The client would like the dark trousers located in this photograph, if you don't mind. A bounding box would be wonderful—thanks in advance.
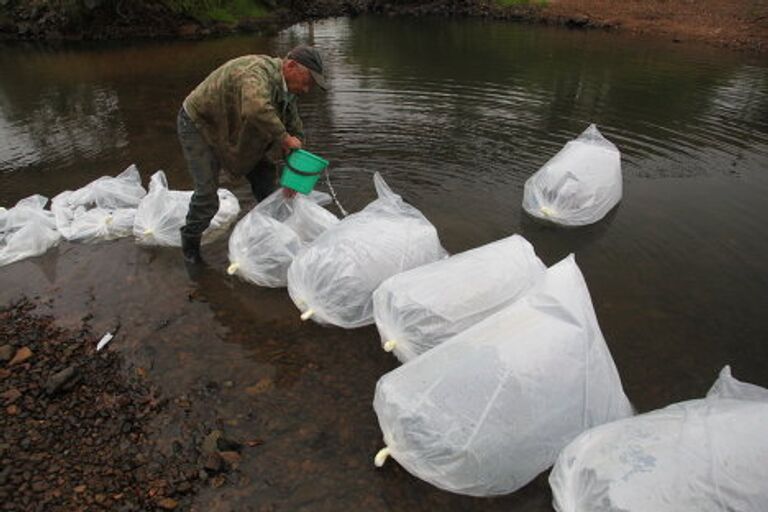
[178,107,277,239]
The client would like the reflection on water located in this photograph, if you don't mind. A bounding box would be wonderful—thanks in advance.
[0,85,127,170]
[1,15,768,511]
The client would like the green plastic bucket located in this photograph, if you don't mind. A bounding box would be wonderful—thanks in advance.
[280,149,329,194]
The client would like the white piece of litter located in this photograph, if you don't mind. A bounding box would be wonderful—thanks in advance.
[96,332,114,352]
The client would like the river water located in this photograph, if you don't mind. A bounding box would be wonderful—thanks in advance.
[1,15,768,511]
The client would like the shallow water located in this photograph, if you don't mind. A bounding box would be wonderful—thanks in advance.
[1,15,768,510]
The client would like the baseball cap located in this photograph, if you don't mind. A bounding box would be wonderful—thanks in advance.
[286,45,328,90]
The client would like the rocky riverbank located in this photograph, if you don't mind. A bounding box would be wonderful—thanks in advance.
[0,0,765,53]
[0,299,251,511]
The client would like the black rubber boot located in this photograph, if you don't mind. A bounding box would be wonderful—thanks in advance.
[181,234,203,265]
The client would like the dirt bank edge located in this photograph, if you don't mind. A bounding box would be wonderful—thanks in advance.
[0,1,765,54]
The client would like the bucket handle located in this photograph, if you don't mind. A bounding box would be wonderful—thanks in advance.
[284,150,325,177]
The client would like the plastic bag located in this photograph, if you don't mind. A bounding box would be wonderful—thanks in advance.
[373,255,632,496]
[373,234,546,363]
[550,366,768,512]
[523,124,622,226]
[133,170,240,247]
[227,189,338,287]
[52,164,147,243]
[0,195,61,267]
[287,172,447,328]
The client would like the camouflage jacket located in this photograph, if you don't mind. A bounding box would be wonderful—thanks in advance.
[183,55,304,176]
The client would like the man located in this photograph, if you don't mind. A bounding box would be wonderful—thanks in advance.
[177,45,327,264]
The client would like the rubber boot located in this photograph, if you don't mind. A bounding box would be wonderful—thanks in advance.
[181,233,203,265]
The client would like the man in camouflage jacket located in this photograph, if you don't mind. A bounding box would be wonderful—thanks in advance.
[177,45,327,264]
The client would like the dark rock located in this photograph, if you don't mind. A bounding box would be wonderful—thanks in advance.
[1,388,21,404]
[44,366,77,395]
[202,453,223,473]
[216,436,242,453]
[219,451,240,468]
[31,481,48,493]
[0,344,13,361]
[566,15,590,28]
[210,474,227,488]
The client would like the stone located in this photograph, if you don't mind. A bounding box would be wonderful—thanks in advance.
[216,436,243,453]
[1,388,21,404]
[0,345,13,361]
[74,485,87,493]
[157,498,178,510]
[9,347,32,366]
[219,451,240,468]
[201,430,221,455]
[177,24,200,39]
[45,366,77,395]
[6,405,19,415]
[202,453,223,473]
[245,377,273,396]
[210,474,226,488]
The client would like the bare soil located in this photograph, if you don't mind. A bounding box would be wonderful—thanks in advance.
[539,0,768,52]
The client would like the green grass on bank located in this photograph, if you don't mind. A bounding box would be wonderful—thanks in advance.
[162,0,269,23]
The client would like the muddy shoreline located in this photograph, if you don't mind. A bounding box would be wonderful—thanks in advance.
[0,299,251,511]
[1,0,766,53]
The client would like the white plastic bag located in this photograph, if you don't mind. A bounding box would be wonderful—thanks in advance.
[373,255,632,496]
[52,164,147,243]
[523,124,622,226]
[550,366,768,512]
[226,189,338,287]
[0,195,61,267]
[373,234,546,363]
[287,172,447,328]
[133,170,240,247]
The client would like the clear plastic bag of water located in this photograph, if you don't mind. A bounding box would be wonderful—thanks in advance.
[523,124,622,226]
[0,195,61,267]
[287,172,448,328]
[373,234,546,362]
[52,164,147,243]
[550,365,768,512]
[373,255,632,496]
[227,189,338,287]
[133,170,239,247]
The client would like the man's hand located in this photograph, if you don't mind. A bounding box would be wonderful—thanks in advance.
[281,134,302,155]
[282,187,297,199]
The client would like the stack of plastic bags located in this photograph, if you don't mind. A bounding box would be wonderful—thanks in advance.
[550,365,768,512]
[227,189,338,287]
[372,234,546,363]
[52,165,147,243]
[373,255,633,496]
[0,195,61,267]
[523,124,622,226]
[287,172,447,328]
[133,170,240,247]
